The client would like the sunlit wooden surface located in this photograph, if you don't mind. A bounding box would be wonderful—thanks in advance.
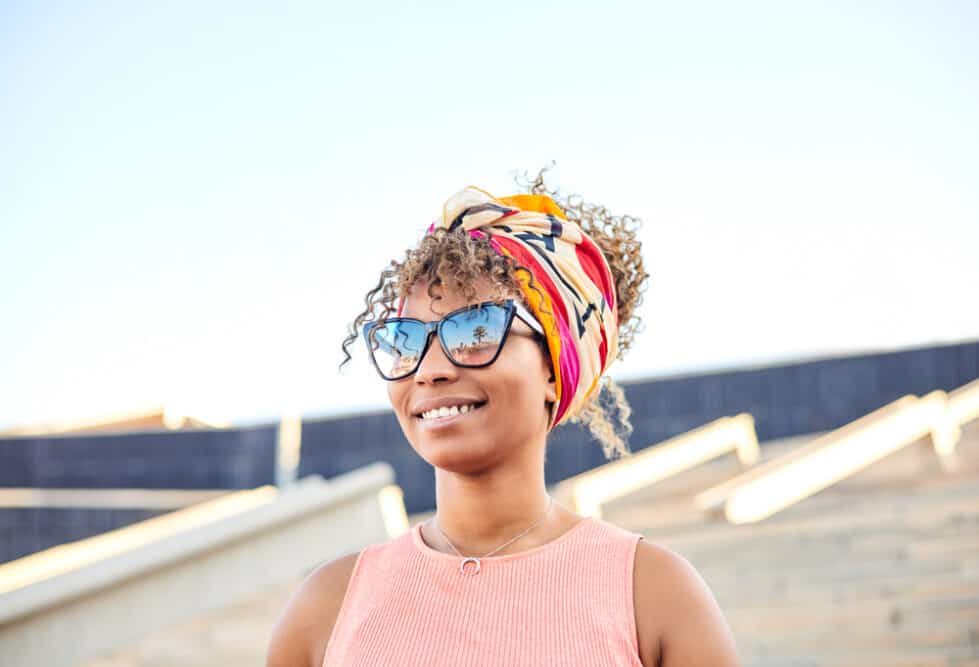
[79,421,979,667]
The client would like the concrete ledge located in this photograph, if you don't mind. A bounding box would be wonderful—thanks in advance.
[0,462,399,667]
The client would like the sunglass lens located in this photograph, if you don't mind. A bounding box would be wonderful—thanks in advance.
[367,320,427,378]
[440,305,509,366]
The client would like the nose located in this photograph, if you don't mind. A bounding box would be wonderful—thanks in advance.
[414,332,458,384]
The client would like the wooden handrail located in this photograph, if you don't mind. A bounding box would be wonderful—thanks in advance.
[694,396,918,512]
[0,488,230,509]
[702,390,960,524]
[552,414,759,518]
[0,465,400,666]
[948,377,979,427]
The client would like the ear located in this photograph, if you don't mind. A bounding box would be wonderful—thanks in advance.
[537,336,557,403]
[544,368,557,403]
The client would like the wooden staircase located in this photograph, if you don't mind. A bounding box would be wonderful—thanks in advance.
[604,421,979,666]
[76,420,979,666]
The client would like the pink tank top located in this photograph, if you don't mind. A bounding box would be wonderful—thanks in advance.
[322,515,646,666]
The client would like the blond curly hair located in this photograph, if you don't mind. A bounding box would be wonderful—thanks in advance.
[340,168,649,460]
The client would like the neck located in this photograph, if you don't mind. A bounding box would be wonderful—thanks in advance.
[430,463,555,556]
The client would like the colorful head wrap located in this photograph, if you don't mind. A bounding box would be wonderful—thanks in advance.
[398,186,619,430]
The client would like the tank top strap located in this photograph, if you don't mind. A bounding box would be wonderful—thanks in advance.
[575,517,647,656]
[321,531,416,665]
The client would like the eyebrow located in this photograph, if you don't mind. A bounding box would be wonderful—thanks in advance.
[400,301,499,320]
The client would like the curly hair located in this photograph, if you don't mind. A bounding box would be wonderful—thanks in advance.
[339,167,650,460]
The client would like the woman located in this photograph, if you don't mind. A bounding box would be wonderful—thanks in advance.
[267,174,740,666]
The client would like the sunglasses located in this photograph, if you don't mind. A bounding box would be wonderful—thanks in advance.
[362,299,546,381]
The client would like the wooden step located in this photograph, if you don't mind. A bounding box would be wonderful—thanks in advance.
[743,648,979,667]
[608,474,979,538]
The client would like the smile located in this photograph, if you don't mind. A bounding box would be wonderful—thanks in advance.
[416,402,487,425]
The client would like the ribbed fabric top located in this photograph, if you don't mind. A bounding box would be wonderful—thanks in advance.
[322,515,646,666]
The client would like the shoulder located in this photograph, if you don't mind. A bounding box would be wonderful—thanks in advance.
[633,540,741,667]
[265,549,364,667]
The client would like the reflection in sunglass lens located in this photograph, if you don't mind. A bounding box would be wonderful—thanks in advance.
[368,320,427,378]
[365,304,511,379]
[441,305,508,366]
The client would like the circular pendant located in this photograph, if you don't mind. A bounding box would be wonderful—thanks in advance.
[460,557,481,575]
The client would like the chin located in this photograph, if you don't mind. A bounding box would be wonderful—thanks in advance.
[414,437,501,475]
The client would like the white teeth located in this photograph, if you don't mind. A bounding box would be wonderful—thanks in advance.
[420,403,481,420]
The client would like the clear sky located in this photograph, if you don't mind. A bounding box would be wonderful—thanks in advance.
[2,1,977,430]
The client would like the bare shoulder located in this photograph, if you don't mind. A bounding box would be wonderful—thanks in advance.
[265,550,362,667]
[633,540,741,667]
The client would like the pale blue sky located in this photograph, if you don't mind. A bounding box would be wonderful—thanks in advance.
[2,1,977,429]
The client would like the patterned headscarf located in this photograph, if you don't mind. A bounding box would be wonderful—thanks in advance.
[399,186,619,430]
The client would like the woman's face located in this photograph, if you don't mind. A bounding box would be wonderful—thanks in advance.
[386,278,557,474]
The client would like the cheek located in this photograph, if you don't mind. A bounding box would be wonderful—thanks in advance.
[387,382,408,419]
[493,357,548,406]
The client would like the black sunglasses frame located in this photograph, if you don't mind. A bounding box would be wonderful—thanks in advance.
[362,299,545,381]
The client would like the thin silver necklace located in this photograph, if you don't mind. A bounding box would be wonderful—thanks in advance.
[430,495,554,575]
